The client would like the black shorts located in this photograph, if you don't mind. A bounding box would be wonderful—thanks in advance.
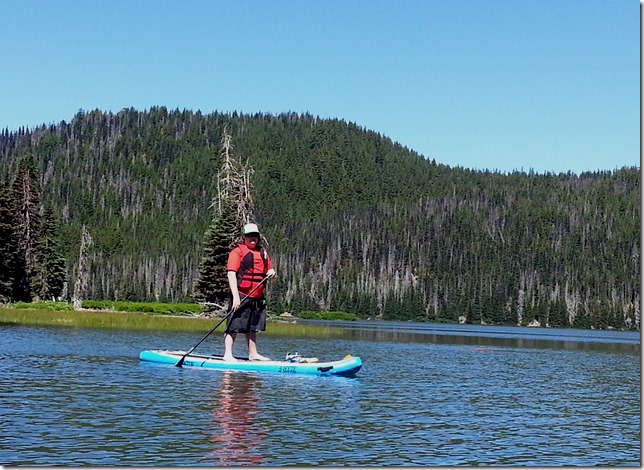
[225,297,267,334]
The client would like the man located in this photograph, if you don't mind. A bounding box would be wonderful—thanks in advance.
[223,223,276,362]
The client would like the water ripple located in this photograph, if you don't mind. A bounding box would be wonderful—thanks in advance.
[0,325,639,465]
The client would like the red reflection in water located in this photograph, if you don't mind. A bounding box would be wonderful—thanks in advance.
[207,371,265,466]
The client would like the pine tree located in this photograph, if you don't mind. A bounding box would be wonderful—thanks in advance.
[12,157,43,301]
[194,202,238,304]
[547,297,569,328]
[0,179,17,301]
[40,206,67,300]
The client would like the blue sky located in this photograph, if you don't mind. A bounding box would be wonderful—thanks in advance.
[0,0,639,174]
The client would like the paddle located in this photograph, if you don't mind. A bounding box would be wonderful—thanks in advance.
[175,276,269,367]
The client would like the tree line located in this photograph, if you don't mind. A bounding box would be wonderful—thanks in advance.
[0,157,66,302]
[0,107,639,330]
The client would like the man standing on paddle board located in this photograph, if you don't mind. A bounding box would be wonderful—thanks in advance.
[223,223,276,362]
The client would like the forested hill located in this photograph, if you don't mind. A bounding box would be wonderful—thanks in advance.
[0,107,639,329]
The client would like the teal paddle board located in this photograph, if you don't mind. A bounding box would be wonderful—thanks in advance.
[139,350,362,377]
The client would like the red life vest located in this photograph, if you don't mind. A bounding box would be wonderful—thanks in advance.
[230,243,268,298]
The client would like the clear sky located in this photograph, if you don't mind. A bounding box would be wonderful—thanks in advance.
[0,0,639,174]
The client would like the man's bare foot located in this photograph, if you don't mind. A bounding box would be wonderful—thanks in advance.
[248,354,271,361]
[222,355,238,362]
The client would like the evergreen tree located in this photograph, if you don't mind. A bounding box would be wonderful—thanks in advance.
[12,157,43,301]
[0,179,16,301]
[40,206,67,300]
[547,298,569,328]
[194,202,238,304]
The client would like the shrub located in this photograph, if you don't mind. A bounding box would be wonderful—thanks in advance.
[296,311,358,321]
[81,300,203,316]
[12,301,73,311]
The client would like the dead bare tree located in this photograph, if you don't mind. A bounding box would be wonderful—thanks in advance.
[214,127,235,212]
[72,225,94,309]
[212,126,255,227]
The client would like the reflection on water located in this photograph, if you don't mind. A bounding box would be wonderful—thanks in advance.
[207,372,265,466]
[296,319,640,355]
[347,329,640,354]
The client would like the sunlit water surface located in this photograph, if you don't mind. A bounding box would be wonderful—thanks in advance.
[0,322,639,466]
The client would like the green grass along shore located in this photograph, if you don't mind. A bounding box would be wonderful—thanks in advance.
[0,301,357,337]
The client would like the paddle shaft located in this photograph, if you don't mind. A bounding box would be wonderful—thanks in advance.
[176,276,269,367]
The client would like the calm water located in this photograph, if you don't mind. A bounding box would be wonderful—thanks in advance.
[0,321,640,466]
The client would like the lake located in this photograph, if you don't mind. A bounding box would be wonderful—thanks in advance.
[0,321,640,466]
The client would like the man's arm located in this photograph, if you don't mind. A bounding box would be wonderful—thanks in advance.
[227,271,241,310]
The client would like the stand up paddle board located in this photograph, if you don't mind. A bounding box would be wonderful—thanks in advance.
[139,350,362,377]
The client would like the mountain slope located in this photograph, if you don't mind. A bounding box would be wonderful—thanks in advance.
[0,107,639,329]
